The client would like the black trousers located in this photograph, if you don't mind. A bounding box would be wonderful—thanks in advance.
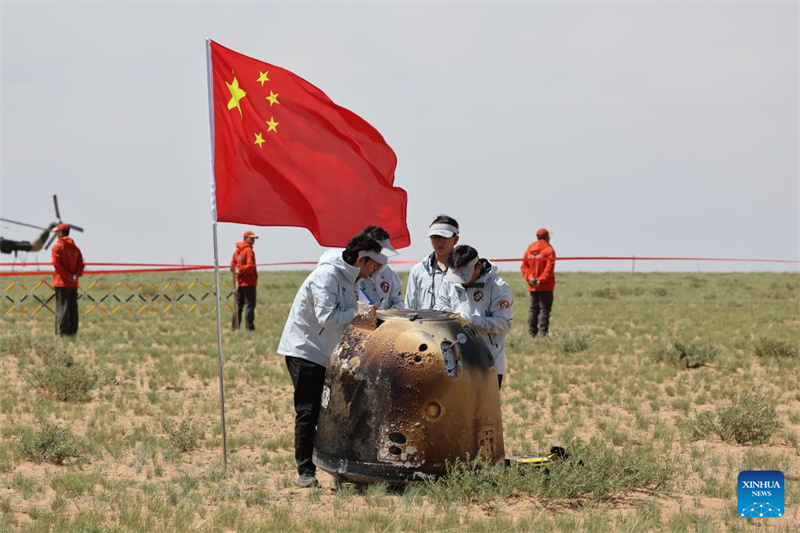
[232,286,256,330]
[285,356,327,476]
[55,287,79,336]
[528,291,554,337]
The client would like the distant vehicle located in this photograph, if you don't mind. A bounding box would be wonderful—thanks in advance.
[0,195,83,256]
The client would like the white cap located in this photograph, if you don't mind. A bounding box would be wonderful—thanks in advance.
[444,257,479,285]
[358,250,389,266]
[427,223,458,238]
[379,238,399,257]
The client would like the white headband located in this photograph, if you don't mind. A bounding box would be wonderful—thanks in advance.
[457,257,479,273]
[444,256,479,284]
[358,250,388,265]
[427,223,458,238]
[379,238,399,257]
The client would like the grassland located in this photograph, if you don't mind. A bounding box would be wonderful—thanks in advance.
[0,271,798,532]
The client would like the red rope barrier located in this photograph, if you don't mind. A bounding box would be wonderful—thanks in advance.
[0,266,214,277]
[1,256,797,277]
[0,262,206,267]
[488,256,800,264]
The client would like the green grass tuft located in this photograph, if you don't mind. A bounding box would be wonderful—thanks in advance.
[715,392,783,445]
[162,417,203,453]
[650,340,719,369]
[27,337,99,402]
[754,337,798,359]
[681,392,783,445]
[557,329,590,354]
[19,421,85,465]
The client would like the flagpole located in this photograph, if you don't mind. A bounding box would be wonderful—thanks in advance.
[211,223,228,470]
[206,38,227,470]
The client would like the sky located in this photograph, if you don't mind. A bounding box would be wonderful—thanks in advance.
[1,1,798,273]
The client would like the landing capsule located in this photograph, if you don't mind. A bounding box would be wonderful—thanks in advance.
[313,309,505,483]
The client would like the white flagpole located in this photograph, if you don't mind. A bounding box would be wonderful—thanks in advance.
[205,38,227,470]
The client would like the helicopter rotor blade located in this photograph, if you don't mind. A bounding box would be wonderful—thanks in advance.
[44,234,57,250]
[52,195,83,232]
[0,217,52,232]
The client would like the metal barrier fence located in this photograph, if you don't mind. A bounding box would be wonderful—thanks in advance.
[1,278,237,319]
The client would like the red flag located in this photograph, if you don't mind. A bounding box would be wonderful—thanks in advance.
[208,41,410,249]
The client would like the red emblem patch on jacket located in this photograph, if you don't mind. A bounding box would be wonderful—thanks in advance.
[497,299,510,310]
[473,290,484,302]
[380,281,390,294]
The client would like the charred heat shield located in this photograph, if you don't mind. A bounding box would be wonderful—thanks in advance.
[313,309,505,483]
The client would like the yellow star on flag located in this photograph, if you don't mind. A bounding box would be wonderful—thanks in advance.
[266,116,279,133]
[257,71,270,86]
[226,76,247,117]
[266,91,280,106]
[254,132,265,148]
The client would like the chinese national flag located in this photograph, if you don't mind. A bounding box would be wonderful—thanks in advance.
[208,40,410,248]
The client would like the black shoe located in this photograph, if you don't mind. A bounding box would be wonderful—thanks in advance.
[298,473,319,488]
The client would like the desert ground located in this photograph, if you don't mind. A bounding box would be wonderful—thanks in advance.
[0,270,798,532]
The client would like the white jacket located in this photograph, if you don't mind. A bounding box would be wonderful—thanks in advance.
[318,249,402,310]
[278,250,359,368]
[358,265,403,309]
[434,260,513,374]
[404,252,448,310]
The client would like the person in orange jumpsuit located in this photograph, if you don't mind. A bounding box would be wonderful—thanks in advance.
[520,228,556,337]
[51,223,85,336]
[230,230,259,330]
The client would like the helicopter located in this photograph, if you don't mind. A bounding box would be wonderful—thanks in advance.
[0,195,84,256]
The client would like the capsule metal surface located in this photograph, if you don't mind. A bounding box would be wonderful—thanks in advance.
[313,309,505,483]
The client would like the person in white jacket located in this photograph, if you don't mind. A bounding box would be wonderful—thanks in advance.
[404,215,460,309]
[434,245,514,388]
[316,226,403,309]
[277,234,387,488]
[356,225,403,309]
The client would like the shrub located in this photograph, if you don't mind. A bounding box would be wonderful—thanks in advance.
[590,288,617,299]
[19,422,84,465]
[716,392,782,445]
[557,330,590,355]
[681,392,782,445]
[163,417,203,453]
[139,284,159,299]
[532,439,674,500]
[28,339,98,402]
[650,341,719,369]
[1,333,33,358]
[754,337,798,359]
[30,336,73,366]
[617,287,645,297]
[422,438,674,504]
